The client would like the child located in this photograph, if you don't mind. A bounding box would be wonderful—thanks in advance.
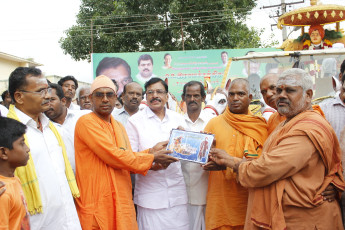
[0,117,30,230]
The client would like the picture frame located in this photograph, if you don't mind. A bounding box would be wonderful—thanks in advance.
[166,129,214,164]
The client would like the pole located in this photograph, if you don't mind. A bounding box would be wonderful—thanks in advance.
[281,0,287,41]
[90,19,94,58]
[180,17,184,51]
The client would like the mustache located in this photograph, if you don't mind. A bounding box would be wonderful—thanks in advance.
[150,98,161,103]
[143,68,150,71]
[188,101,197,105]
[277,98,290,105]
[130,99,138,103]
[41,100,50,105]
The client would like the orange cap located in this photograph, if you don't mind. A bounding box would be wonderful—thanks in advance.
[90,75,116,94]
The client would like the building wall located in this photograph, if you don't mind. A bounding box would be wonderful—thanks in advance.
[0,59,28,81]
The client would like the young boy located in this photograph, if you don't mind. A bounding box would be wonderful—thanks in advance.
[0,117,30,230]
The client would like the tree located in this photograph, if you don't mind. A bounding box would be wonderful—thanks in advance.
[59,0,263,62]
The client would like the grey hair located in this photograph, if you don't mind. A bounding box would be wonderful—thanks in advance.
[278,68,313,92]
[229,78,250,94]
[76,86,91,99]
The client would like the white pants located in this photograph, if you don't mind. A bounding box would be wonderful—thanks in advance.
[137,204,189,230]
[187,204,206,230]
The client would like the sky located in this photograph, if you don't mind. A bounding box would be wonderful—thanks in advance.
[0,0,344,83]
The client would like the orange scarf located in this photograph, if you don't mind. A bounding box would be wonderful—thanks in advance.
[267,105,325,135]
[221,107,268,179]
[222,107,268,147]
[250,110,344,230]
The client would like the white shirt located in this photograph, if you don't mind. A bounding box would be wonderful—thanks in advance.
[52,109,91,172]
[14,107,81,230]
[68,102,80,110]
[0,104,8,117]
[126,106,188,209]
[320,93,345,140]
[182,110,215,205]
[261,106,276,121]
[112,107,130,126]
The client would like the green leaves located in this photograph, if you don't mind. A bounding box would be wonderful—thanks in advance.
[59,0,267,61]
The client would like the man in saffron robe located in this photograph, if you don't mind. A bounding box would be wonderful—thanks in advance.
[74,75,179,230]
[203,78,268,230]
[209,69,345,229]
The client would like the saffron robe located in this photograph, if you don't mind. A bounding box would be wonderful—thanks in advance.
[267,105,325,135]
[204,108,267,229]
[74,113,154,230]
[239,110,345,230]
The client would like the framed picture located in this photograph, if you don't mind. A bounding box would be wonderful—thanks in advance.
[166,129,214,164]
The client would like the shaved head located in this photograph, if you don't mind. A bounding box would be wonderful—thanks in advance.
[229,78,250,93]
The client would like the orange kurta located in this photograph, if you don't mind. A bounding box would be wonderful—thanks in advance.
[267,105,325,135]
[204,107,268,230]
[239,110,345,230]
[74,113,154,230]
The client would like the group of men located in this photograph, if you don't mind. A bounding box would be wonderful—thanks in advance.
[1,61,345,230]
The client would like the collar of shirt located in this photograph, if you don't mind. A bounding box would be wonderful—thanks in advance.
[335,93,345,107]
[68,103,80,110]
[184,110,208,124]
[65,108,75,120]
[145,106,170,122]
[14,106,50,129]
[118,107,129,116]
[112,107,129,117]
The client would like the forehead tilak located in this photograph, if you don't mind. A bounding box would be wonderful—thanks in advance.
[277,77,299,88]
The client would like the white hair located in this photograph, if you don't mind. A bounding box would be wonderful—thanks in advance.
[278,68,313,92]
[76,86,91,99]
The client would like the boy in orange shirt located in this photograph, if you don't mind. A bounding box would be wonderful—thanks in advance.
[0,117,30,230]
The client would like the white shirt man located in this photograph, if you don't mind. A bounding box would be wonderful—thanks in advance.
[8,67,81,230]
[15,107,81,230]
[126,78,189,230]
[52,109,90,172]
[180,81,215,230]
[182,110,214,230]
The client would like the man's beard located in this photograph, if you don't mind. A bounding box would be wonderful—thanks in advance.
[277,94,305,118]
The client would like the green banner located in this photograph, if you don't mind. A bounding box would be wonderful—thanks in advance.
[92,48,277,100]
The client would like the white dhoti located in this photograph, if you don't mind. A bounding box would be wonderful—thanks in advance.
[137,204,189,230]
[187,204,206,230]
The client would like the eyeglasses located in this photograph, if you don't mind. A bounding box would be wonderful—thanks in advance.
[94,92,116,99]
[20,88,52,97]
[146,90,167,96]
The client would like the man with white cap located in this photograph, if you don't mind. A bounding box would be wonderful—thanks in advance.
[74,75,179,230]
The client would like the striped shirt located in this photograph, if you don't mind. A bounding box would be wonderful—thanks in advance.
[320,93,345,140]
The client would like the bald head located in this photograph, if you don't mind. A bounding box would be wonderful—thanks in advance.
[229,78,250,93]
[227,78,252,114]
[260,73,279,109]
